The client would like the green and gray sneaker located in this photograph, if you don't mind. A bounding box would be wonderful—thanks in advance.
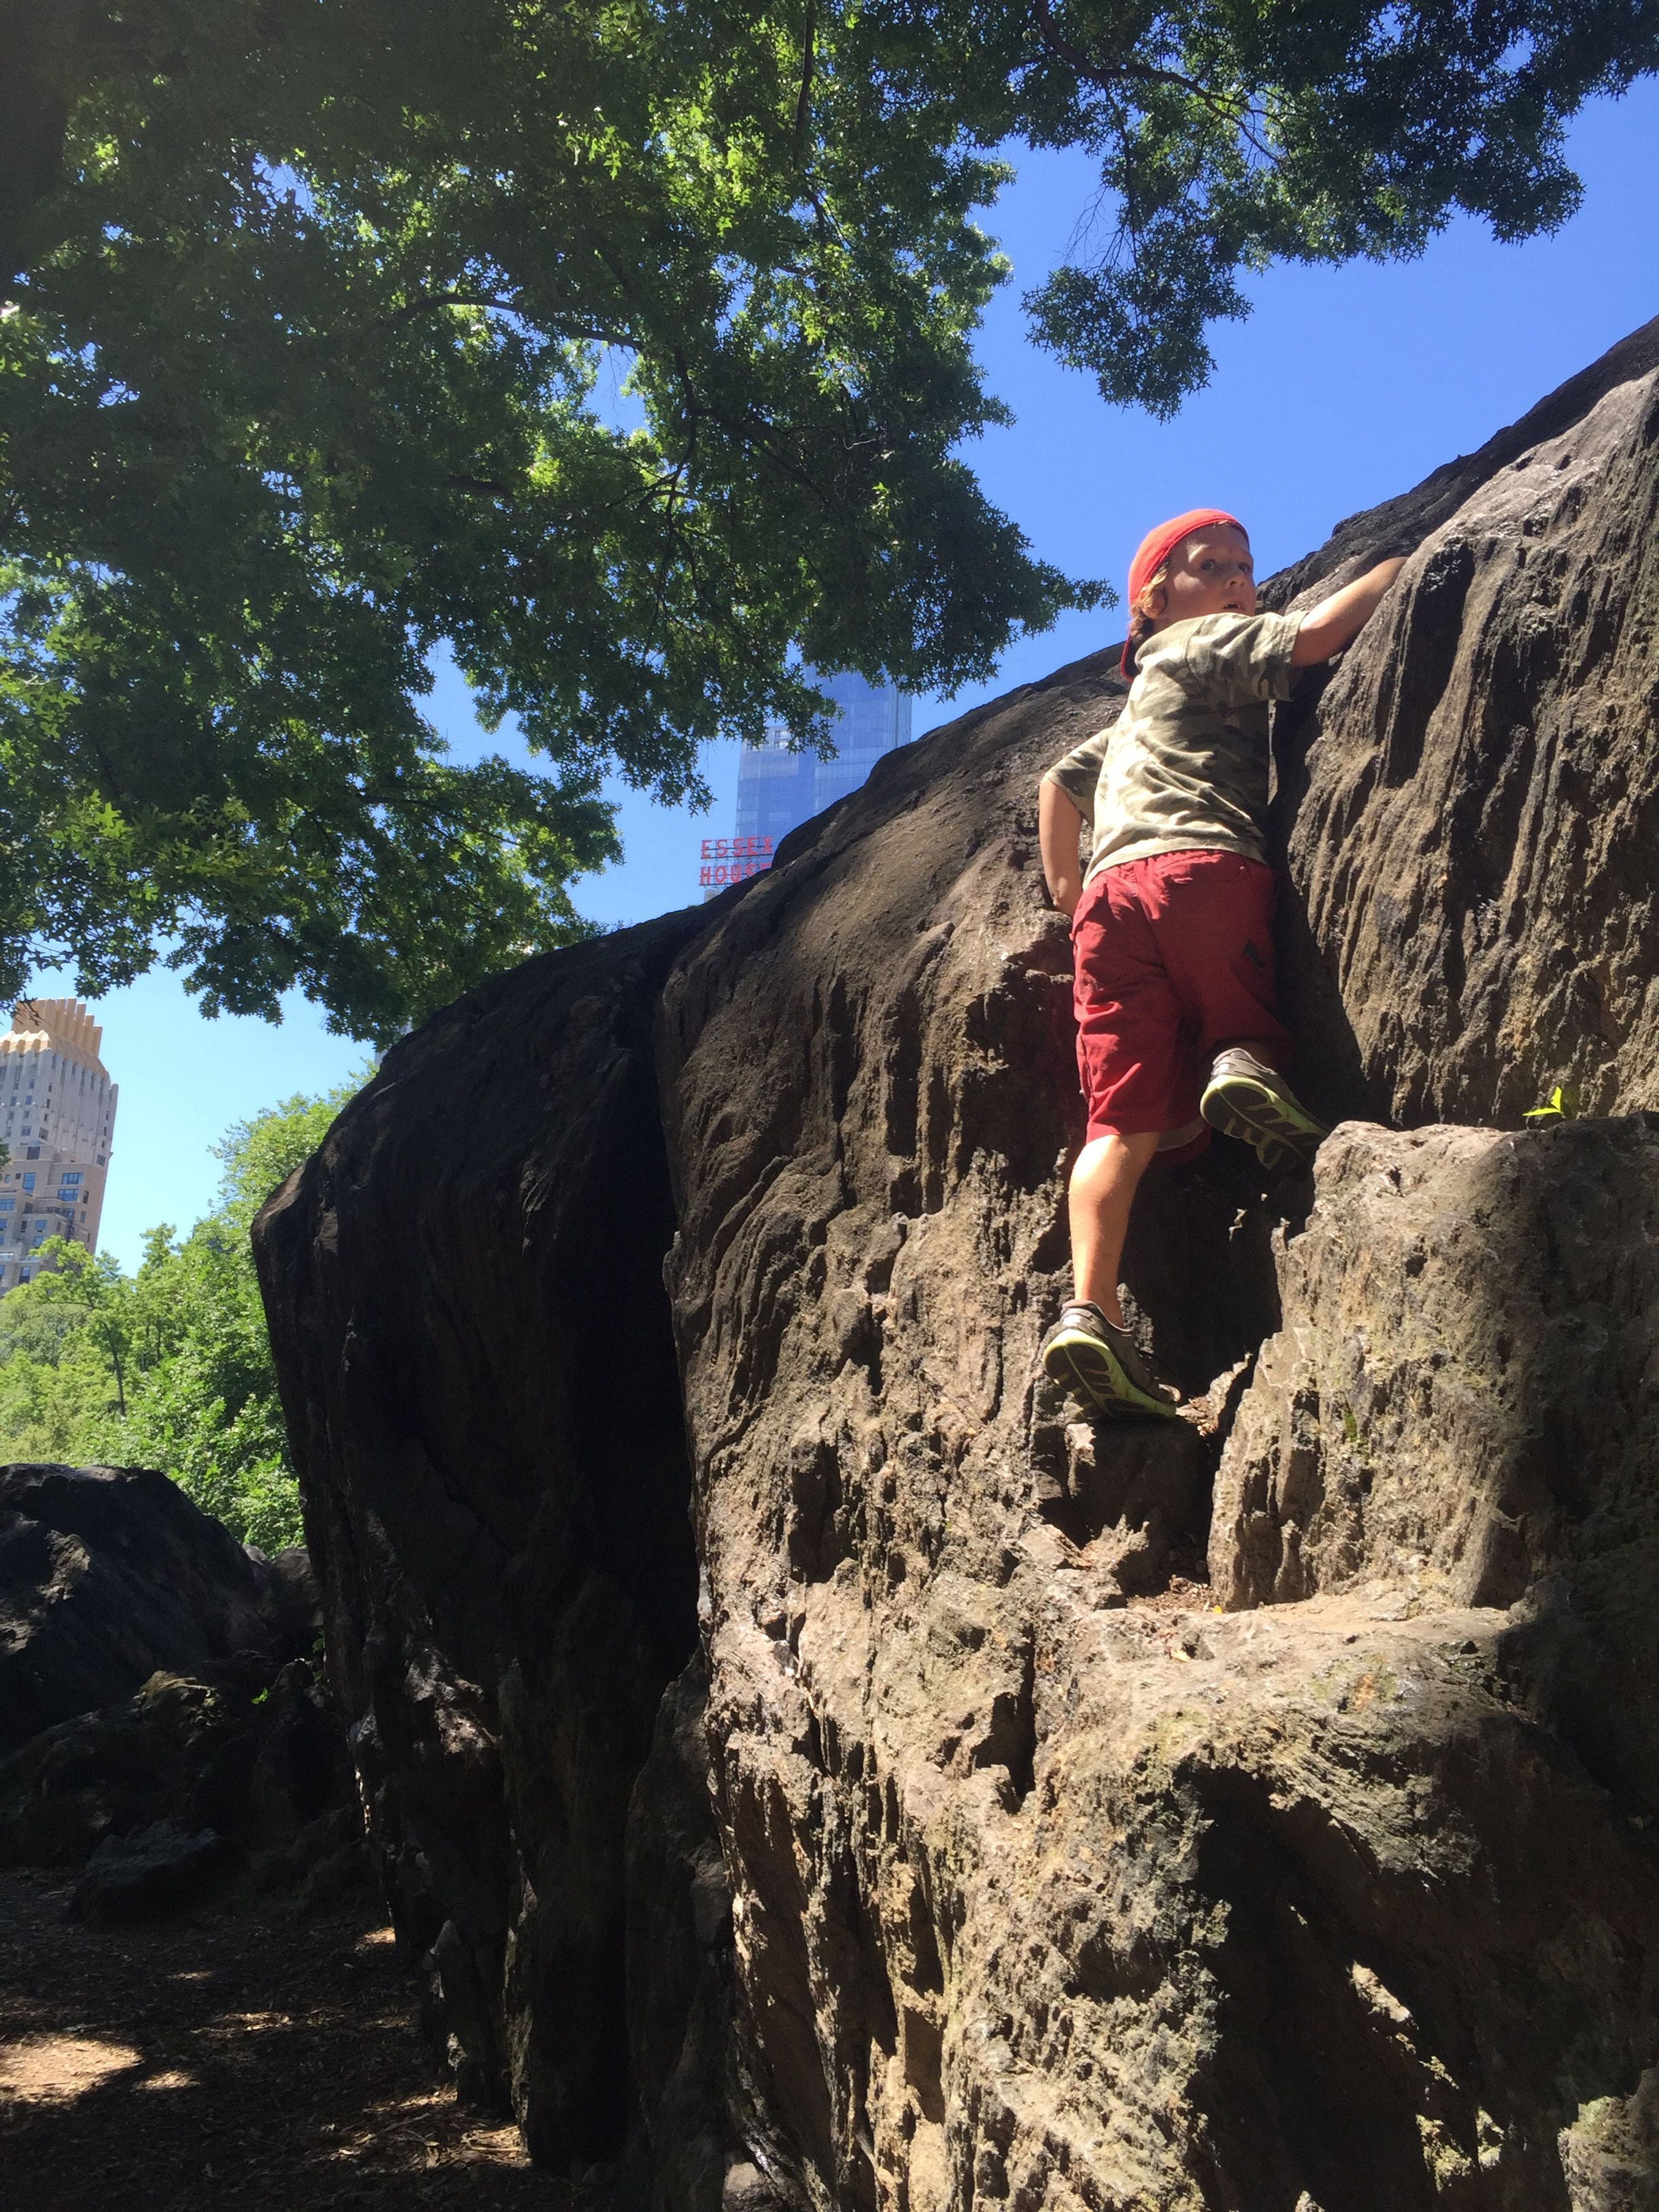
[1200,1048,1328,1169]
[1040,1303,1180,1422]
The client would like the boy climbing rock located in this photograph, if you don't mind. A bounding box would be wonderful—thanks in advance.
[1039,510,1405,1419]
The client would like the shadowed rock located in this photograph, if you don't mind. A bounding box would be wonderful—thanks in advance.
[0,1658,362,1914]
[70,1819,231,1926]
[1213,1118,1659,1618]
[1216,1114,1659,1834]
[0,1463,283,1754]
[254,912,709,2167]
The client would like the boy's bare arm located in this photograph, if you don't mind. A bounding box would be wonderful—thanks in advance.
[1040,779,1086,916]
[1290,556,1408,666]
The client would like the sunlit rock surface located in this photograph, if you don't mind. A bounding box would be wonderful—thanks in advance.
[259,319,1659,2212]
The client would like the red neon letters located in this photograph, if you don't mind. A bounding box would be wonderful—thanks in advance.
[698,834,775,887]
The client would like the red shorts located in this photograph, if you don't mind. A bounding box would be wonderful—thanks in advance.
[1071,849,1292,1150]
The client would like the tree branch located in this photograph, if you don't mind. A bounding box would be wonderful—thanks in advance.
[793,1,818,154]
[1030,0,1274,150]
[387,291,522,328]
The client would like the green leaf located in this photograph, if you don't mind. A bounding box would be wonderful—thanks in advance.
[1523,1081,1583,1124]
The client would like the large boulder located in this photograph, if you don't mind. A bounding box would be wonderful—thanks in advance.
[0,1657,360,1897]
[0,1462,282,1753]
[255,910,710,2161]
[257,320,1659,2211]
[650,328,1659,2203]
[1265,318,1659,1131]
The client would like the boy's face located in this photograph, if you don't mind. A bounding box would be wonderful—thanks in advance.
[1147,525,1257,626]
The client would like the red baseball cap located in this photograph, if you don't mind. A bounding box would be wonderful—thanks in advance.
[1122,508,1248,676]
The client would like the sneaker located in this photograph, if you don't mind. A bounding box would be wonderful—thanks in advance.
[1040,1303,1180,1421]
[1200,1049,1328,1168]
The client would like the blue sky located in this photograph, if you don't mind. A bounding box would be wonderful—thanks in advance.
[38,80,1659,1269]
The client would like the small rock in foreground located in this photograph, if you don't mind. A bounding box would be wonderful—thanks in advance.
[70,1821,230,1926]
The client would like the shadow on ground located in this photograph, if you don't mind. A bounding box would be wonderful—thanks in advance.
[0,1869,596,2211]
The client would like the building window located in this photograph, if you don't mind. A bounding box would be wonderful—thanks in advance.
[25,1147,39,1161]
[22,1174,34,1191]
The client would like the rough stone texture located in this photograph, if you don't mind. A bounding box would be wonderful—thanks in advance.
[69,1818,232,1925]
[0,1462,283,1754]
[618,1654,737,2212]
[0,1657,361,1901]
[254,911,710,2170]
[257,321,1659,2210]
[653,682,1659,2209]
[1213,1116,1659,1831]
[1558,2069,1659,2212]
[649,327,1659,2211]
[1212,1118,1659,1615]
[1266,326,1659,1132]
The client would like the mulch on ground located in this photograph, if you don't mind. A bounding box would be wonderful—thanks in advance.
[0,1869,595,2211]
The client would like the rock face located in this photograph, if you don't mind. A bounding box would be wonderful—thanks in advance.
[257,321,1659,2212]
[256,911,709,2164]
[1264,318,1659,1133]
[0,1656,361,1900]
[0,1462,287,1754]
[0,1463,362,1914]
[653,640,1283,2209]
[1212,1116,1659,1825]
[1212,1119,1659,1619]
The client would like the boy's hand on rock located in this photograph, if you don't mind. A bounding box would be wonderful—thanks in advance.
[1291,556,1408,667]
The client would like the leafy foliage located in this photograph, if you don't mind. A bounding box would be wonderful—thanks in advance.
[1000,0,1658,414]
[1523,1080,1583,1125]
[0,1,1089,1040]
[0,3,1651,1036]
[0,1079,357,1548]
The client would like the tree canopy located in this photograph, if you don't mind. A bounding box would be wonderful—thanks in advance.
[1,1,1652,1039]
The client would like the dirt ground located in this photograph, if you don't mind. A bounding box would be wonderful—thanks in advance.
[0,1868,595,2212]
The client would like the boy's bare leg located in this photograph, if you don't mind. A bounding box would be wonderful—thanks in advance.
[1068,1129,1161,1325]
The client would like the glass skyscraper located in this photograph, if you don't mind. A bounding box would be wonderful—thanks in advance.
[699,673,913,896]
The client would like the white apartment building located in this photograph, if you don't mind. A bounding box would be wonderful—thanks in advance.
[0,998,118,1294]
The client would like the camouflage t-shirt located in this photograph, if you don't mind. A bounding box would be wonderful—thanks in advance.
[1043,610,1303,882]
